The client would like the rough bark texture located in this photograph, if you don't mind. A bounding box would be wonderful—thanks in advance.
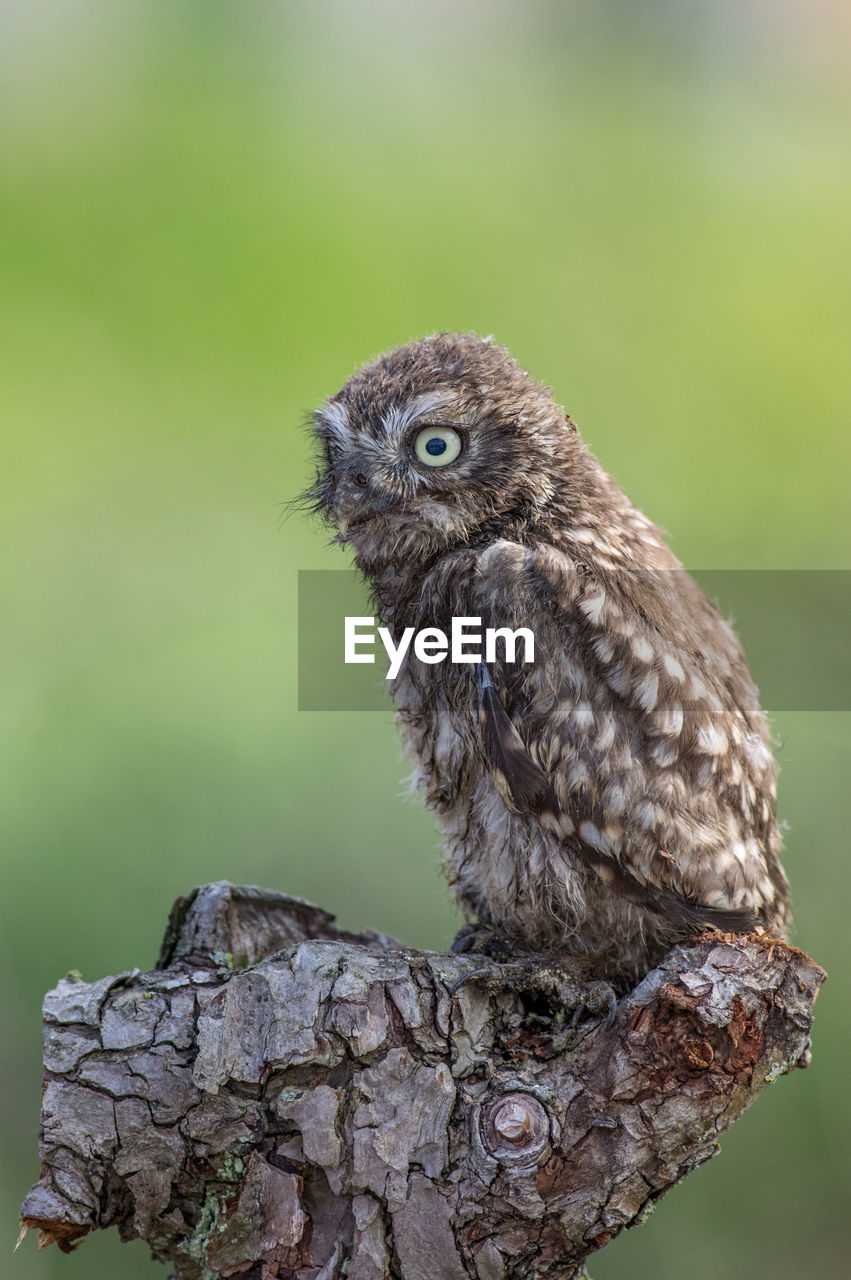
[21,882,824,1280]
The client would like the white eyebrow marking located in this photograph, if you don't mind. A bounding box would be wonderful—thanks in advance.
[318,400,350,443]
[382,390,457,439]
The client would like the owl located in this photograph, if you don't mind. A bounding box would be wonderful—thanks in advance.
[305,334,790,981]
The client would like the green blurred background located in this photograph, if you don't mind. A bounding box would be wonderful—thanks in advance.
[1,2,848,1276]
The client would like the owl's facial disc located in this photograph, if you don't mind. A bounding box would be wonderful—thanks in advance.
[313,390,473,547]
[309,343,565,563]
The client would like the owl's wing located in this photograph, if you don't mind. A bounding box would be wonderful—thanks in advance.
[476,662,556,814]
[467,541,765,935]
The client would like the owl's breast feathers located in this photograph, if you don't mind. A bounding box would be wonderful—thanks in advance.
[392,537,790,940]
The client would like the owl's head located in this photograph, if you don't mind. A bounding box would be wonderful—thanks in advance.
[306,333,578,570]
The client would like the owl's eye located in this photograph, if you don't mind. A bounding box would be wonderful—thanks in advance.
[413,426,463,467]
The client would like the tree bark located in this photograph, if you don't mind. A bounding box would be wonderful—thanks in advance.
[20,882,824,1280]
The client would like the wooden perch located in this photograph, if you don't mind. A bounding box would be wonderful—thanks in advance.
[20,882,824,1280]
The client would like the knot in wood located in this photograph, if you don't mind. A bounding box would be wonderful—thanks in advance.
[481,1092,550,1163]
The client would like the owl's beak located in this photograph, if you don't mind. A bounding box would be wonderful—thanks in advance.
[334,487,397,539]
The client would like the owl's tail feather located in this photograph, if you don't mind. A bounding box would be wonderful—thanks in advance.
[623,878,761,937]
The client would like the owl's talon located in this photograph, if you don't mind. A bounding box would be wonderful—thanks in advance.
[449,924,478,955]
[568,980,619,1028]
[450,925,518,960]
[448,966,491,998]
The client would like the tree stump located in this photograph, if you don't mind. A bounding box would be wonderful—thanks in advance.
[20,882,825,1279]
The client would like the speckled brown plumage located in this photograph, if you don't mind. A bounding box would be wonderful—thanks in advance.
[305,333,790,980]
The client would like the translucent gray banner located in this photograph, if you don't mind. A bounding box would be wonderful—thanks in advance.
[297,569,850,712]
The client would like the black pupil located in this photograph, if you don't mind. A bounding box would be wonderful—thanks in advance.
[425,436,447,456]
